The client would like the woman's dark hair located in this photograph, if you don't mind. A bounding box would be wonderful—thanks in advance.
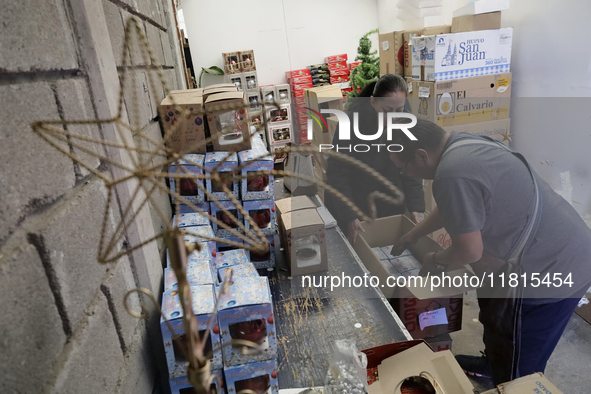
[358,74,407,98]
[391,118,446,160]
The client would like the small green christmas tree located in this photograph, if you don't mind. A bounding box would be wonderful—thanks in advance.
[348,29,380,101]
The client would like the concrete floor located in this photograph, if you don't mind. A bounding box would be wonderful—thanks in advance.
[450,291,591,393]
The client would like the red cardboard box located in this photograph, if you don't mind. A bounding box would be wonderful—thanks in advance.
[329,69,350,77]
[349,61,362,70]
[390,293,463,339]
[424,333,452,352]
[288,75,313,85]
[325,54,348,64]
[330,75,350,84]
[285,69,311,79]
[328,61,348,71]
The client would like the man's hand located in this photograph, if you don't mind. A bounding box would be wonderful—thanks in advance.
[391,230,418,256]
[419,252,447,276]
[409,212,422,224]
[347,219,365,245]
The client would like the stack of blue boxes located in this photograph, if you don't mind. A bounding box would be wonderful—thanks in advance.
[162,134,279,393]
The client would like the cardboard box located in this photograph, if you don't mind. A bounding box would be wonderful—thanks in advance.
[265,104,291,126]
[169,154,206,204]
[168,88,203,96]
[311,114,337,148]
[210,200,245,237]
[183,226,217,257]
[325,54,348,64]
[260,85,275,104]
[328,68,350,77]
[159,93,207,155]
[217,277,277,366]
[218,261,259,282]
[239,49,256,72]
[227,74,245,92]
[249,234,276,269]
[403,25,451,77]
[267,124,293,145]
[202,87,238,102]
[282,208,328,276]
[204,92,252,152]
[285,69,311,79]
[204,152,240,201]
[349,61,362,70]
[328,61,348,71]
[363,342,474,394]
[244,71,259,92]
[289,75,313,85]
[177,201,210,215]
[408,72,512,126]
[168,371,225,394]
[243,199,277,236]
[452,11,502,33]
[443,118,512,146]
[214,248,250,270]
[275,84,291,105]
[246,92,262,112]
[275,196,316,244]
[216,235,244,253]
[224,359,278,394]
[411,28,513,81]
[486,373,564,394]
[166,245,212,269]
[173,212,209,228]
[238,137,274,201]
[222,51,241,74]
[575,292,591,325]
[354,215,472,335]
[305,85,343,143]
[161,284,222,375]
[379,30,405,76]
[164,259,216,290]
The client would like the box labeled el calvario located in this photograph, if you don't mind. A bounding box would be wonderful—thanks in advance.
[408,72,512,127]
[412,28,513,81]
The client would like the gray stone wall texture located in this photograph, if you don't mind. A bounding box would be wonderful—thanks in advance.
[0,0,185,392]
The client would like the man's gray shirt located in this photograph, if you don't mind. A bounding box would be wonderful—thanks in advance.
[433,132,591,301]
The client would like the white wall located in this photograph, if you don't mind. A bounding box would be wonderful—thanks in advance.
[502,0,591,218]
[377,0,591,219]
[181,0,379,86]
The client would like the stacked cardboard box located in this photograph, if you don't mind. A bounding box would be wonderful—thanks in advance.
[286,68,313,144]
[405,15,511,250]
[275,196,328,276]
[378,26,450,77]
[326,54,351,100]
[354,215,470,343]
[259,83,293,158]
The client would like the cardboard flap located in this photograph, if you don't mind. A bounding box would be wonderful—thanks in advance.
[205,91,245,104]
[160,92,203,107]
[275,196,316,215]
[169,88,203,96]
[378,343,474,394]
[203,83,236,91]
[496,372,564,394]
[283,209,325,231]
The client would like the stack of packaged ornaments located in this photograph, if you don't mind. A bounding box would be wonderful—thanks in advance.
[325,54,352,101]
[161,212,279,392]
[259,83,292,158]
[160,211,223,393]
[372,247,422,278]
[285,68,313,145]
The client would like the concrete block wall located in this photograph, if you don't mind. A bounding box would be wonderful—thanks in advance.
[0,0,186,392]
